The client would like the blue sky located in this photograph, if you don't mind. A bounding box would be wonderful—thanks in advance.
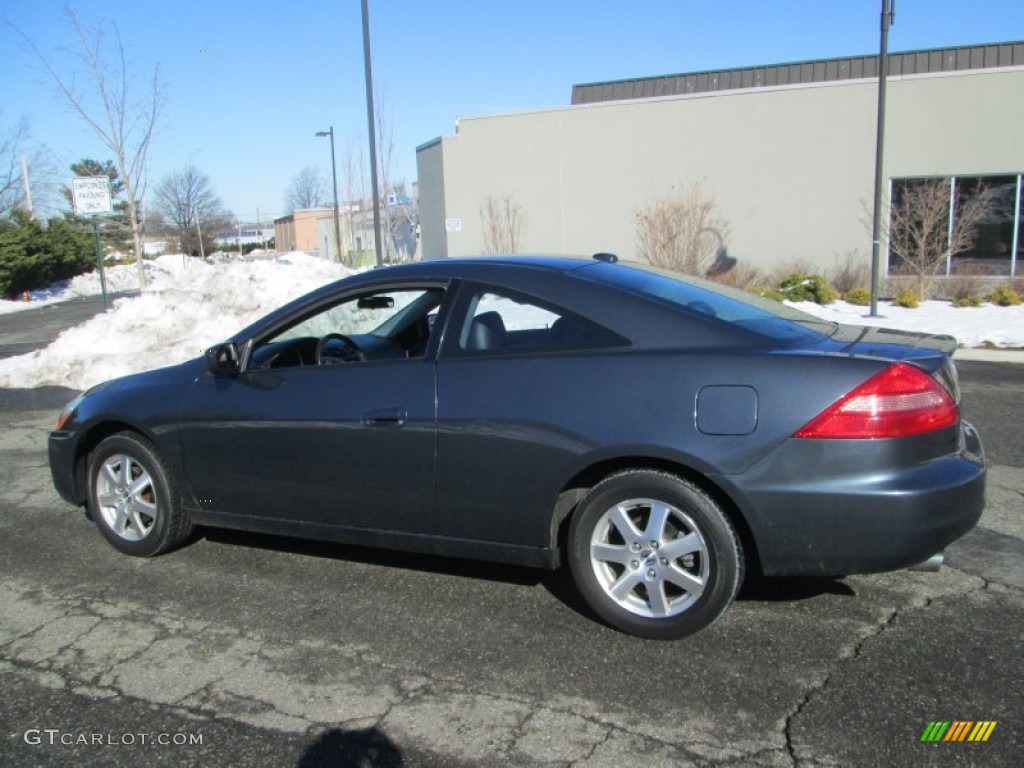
[3,0,1022,223]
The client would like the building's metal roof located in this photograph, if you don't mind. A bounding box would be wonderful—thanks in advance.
[571,41,1024,105]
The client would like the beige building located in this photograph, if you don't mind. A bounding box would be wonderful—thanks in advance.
[417,41,1024,278]
[274,208,343,257]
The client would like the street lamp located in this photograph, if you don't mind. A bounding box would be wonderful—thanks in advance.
[314,127,343,265]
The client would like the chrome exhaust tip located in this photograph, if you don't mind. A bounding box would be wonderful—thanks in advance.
[907,553,944,572]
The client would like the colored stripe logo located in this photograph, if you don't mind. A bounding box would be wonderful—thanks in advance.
[920,721,997,742]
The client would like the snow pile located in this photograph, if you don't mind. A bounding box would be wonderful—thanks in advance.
[0,253,349,390]
[788,299,1024,349]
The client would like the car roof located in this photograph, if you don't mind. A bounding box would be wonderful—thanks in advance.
[362,255,597,278]
[230,255,606,342]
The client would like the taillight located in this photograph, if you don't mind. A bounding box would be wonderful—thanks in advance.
[794,363,958,439]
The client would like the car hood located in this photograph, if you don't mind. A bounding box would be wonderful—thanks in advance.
[71,357,208,430]
[86,357,207,396]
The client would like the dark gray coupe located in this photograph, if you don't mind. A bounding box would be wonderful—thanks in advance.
[48,255,985,639]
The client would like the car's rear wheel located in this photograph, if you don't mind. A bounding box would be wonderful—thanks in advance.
[568,470,742,639]
[86,432,192,557]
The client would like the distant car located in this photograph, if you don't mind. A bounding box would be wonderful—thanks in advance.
[48,255,985,639]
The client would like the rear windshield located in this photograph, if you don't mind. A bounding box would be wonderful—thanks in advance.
[576,261,837,345]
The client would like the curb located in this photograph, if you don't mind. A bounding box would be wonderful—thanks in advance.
[955,347,1024,364]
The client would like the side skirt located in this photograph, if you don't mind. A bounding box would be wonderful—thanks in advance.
[188,509,561,570]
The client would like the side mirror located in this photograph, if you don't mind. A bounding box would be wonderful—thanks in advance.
[205,342,241,375]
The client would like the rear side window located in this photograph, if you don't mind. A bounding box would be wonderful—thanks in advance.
[577,261,836,345]
[453,288,627,355]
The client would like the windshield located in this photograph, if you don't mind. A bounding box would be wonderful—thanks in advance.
[577,261,838,345]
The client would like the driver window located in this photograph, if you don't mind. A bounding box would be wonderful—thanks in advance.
[249,288,444,370]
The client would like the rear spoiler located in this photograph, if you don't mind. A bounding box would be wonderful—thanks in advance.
[835,325,957,358]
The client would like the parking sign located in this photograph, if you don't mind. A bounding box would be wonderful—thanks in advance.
[71,176,112,215]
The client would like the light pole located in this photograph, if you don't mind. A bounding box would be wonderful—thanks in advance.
[869,0,896,316]
[362,0,384,267]
[315,126,343,264]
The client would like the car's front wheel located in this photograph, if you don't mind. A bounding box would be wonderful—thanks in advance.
[568,470,742,639]
[86,432,192,557]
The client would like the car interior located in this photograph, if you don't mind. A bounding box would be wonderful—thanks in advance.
[247,288,445,370]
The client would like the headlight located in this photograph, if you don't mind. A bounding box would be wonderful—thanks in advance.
[56,394,84,430]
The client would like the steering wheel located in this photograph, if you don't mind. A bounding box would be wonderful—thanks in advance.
[316,333,365,365]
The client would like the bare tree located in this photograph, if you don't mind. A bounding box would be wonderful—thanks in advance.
[152,165,228,256]
[343,137,367,202]
[375,96,398,261]
[284,166,326,211]
[480,194,526,254]
[885,179,994,300]
[13,6,165,286]
[634,184,731,275]
[341,135,368,255]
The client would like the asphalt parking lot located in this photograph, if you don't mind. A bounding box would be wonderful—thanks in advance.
[0,303,1021,766]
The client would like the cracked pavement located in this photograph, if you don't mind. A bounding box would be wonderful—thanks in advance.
[1,361,1021,766]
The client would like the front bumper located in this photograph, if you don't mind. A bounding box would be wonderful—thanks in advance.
[48,429,85,506]
[719,422,986,576]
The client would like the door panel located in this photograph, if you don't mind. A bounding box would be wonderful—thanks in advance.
[179,360,436,534]
[433,282,633,548]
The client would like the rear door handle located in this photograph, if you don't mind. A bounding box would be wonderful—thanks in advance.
[362,408,408,427]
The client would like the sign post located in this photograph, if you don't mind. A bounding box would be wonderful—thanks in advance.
[71,176,113,309]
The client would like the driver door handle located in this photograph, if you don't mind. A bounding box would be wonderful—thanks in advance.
[362,408,408,427]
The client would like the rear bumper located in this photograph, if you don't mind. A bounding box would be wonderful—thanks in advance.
[720,422,986,576]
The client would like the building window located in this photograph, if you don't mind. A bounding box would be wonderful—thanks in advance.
[888,174,1021,277]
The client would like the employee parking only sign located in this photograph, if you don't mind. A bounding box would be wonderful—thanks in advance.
[71,176,112,216]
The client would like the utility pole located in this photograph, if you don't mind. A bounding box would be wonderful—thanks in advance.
[869,0,895,317]
[196,216,205,260]
[20,156,34,216]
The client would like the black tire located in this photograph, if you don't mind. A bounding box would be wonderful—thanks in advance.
[86,432,192,557]
[567,469,742,640]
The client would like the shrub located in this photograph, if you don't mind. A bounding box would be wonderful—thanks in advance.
[944,266,990,304]
[747,286,785,302]
[986,284,1022,306]
[707,262,764,290]
[843,287,871,306]
[829,251,870,294]
[0,211,94,297]
[634,184,730,275]
[952,294,983,308]
[778,273,837,304]
[893,287,919,308]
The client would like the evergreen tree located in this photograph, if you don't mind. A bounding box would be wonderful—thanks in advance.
[0,210,94,297]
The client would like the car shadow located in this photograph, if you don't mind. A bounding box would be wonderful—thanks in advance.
[737,574,856,601]
[196,527,853,629]
[198,527,546,588]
